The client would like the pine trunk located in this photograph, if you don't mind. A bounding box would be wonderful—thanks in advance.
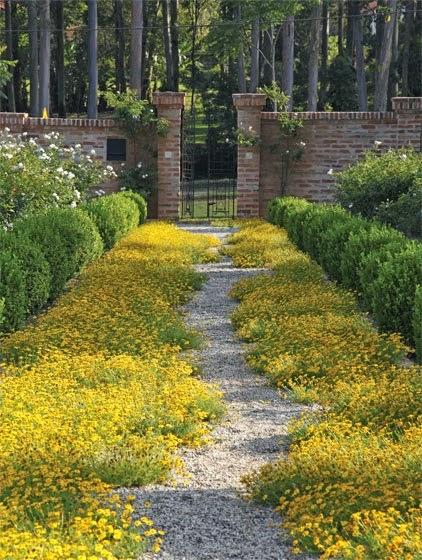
[87,0,98,119]
[162,0,174,90]
[281,16,294,110]
[114,0,126,92]
[131,0,144,95]
[39,0,51,115]
[55,0,66,117]
[5,0,16,112]
[337,0,343,55]
[307,4,321,111]
[374,0,398,111]
[319,1,329,109]
[401,0,414,96]
[236,4,246,93]
[250,16,260,92]
[28,0,39,116]
[352,1,367,110]
[170,0,179,91]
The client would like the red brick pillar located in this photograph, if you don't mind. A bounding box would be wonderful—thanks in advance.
[153,92,185,219]
[392,97,422,152]
[233,93,266,217]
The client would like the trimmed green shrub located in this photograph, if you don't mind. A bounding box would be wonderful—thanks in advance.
[120,190,147,224]
[336,147,422,219]
[0,230,51,314]
[14,208,103,299]
[0,251,27,332]
[371,243,422,344]
[341,224,407,292]
[84,193,140,249]
[414,286,422,363]
[375,182,422,239]
[300,204,348,262]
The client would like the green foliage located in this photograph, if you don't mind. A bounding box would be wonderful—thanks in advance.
[335,148,422,220]
[341,224,407,292]
[414,286,422,363]
[14,208,103,299]
[0,297,4,326]
[258,82,289,111]
[119,191,148,224]
[119,161,155,199]
[0,47,15,99]
[0,230,51,315]
[327,54,358,111]
[0,251,27,332]
[103,89,169,137]
[371,244,422,344]
[233,128,261,147]
[375,182,422,239]
[0,130,116,227]
[84,193,140,250]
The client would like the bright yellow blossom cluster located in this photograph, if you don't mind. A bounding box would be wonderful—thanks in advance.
[0,222,222,559]
[229,220,421,559]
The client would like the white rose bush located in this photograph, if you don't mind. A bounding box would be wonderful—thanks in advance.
[0,129,117,227]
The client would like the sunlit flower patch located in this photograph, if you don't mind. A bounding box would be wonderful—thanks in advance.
[0,222,222,559]
[229,220,421,559]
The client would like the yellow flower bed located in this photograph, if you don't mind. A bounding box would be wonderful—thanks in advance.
[0,223,222,559]
[229,220,422,559]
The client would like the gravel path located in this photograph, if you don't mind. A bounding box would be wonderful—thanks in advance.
[131,225,312,560]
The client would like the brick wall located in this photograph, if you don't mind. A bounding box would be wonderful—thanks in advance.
[0,112,158,215]
[258,97,422,215]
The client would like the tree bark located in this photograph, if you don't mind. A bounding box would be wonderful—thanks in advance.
[281,16,294,110]
[54,0,66,116]
[346,0,354,57]
[250,16,260,92]
[352,1,367,110]
[162,0,174,90]
[27,0,39,116]
[374,0,398,111]
[39,0,51,115]
[387,5,399,107]
[337,0,344,55]
[236,3,246,93]
[319,1,329,109]
[131,0,144,95]
[307,4,322,111]
[114,0,126,92]
[5,0,16,112]
[170,0,179,91]
[401,0,414,96]
[87,0,98,118]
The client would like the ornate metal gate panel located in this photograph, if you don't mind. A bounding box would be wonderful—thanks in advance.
[180,102,237,219]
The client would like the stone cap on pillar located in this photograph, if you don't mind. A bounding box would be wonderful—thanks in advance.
[392,97,422,113]
[233,93,266,109]
[153,92,185,109]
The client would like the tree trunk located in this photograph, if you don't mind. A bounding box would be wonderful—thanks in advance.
[162,0,174,90]
[28,0,39,116]
[307,4,322,111]
[401,0,414,96]
[337,0,343,55]
[387,6,399,107]
[374,0,398,111]
[346,0,354,57]
[39,0,51,115]
[250,16,260,92]
[319,1,329,109]
[114,0,126,92]
[352,1,367,110]
[170,0,179,91]
[55,0,66,116]
[131,0,144,95]
[5,0,16,112]
[144,0,160,99]
[281,16,294,110]
[87,0,98,118]
[262,29,272,85]
[236,4,246,92]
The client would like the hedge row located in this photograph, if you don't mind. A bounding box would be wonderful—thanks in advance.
[0,191,146,333]
[268,196,421,358]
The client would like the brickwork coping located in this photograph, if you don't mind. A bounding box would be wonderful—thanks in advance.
[0,112,119,128]
[233,93,266,109]
[152,92,185,109]
[392,97,422,112]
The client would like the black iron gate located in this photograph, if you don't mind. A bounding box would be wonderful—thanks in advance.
[180,101,237,219]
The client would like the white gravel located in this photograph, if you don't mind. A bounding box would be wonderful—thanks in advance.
[130,225,313,560]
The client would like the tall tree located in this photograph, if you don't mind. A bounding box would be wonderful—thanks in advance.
[352,0,367,110]
[307,2,322,111]
[27,0,39,116]
[170,0,179,91]
[54,0,66,116]
[281,16,294,109]
[401,0,414,95]
[131,0,144,95]
[374,0,398,111]
[236,3,247,93]
[337,0,344,55]
[250,16,260,92]
[114,0,126,92]
[4,0,16,112]
[39,0,51,115]
[319,0,329,109]
[162,0,174,90]
[87,0,98,118]
[387,5,399,106]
